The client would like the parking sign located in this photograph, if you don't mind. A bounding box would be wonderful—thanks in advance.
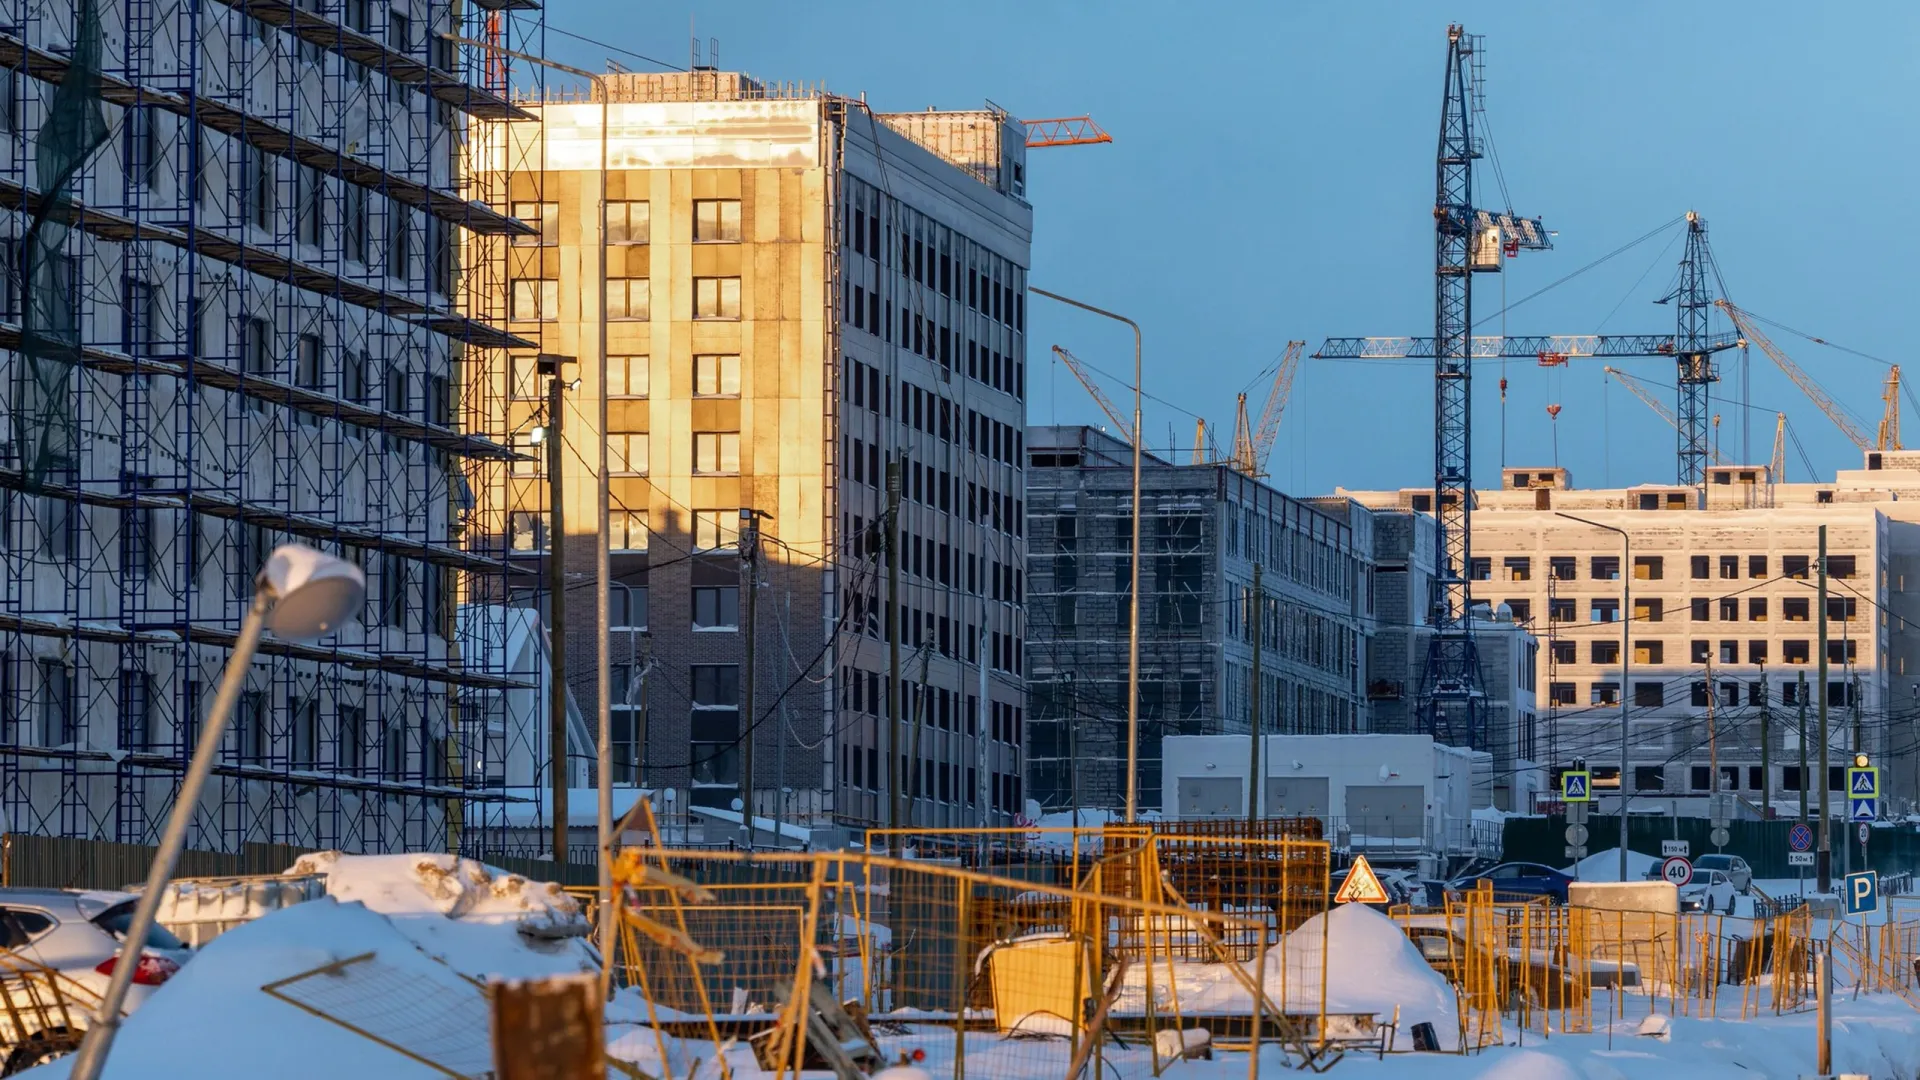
[1846,871,1879,916]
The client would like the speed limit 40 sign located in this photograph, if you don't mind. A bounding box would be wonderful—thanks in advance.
[1661,856,1693,887]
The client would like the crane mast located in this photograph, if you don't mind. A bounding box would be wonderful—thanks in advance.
[1675,213,1719,490]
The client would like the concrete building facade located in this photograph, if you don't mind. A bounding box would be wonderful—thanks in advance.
[1341,462,1920,815]
[1024,426,1369,815]
[479,72,1031,837]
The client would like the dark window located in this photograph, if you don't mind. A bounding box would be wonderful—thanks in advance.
[1690,555,1709,579]
[1591,556,1620,580]
[1783,597,1810,622]
[1748,640,1768,664]
[1828,554,1857,579]
[1692,639,1710,663]
[1633,682,1664,707]
[1548,682,1575,705]
[1551,640,1575,663]
[1591,640,1619,665]
[1633,556,1662,580]
[1691,598,1709,621]
[1720,555,1739,579]
[1784,640,1810,664]
[1634,766,1664,792]
[1783,555,1811,579]
[1749,555,1768,578]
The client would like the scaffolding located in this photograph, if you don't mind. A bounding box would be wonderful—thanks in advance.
[0,0,548,855]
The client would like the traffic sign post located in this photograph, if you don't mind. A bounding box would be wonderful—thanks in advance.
[1845,870,1879,916]
[1661,856,1693,887]
[1848,766,1879,798]
[1561,770,1591,803]
[1851,796,1878,823]
[1788,823,1813,852]
[1662,840,1689,858]
[1334,854,1391,905]
[1788,852,1816,867]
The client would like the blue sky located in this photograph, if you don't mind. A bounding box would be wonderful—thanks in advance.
[546,2,1920,498]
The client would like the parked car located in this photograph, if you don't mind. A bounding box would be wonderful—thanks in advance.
[1446,863,1573,904]
[0,888,191,1074]
[1690,855,1752,893]
[1679,869,1740,914]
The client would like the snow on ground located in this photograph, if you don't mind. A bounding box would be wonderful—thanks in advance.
[286,851,596,980]
[31,900,477,1080]
[1563,848,1663,881]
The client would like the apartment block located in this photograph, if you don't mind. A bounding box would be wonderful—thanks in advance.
[1024,425,1369,815]
[478,73,1031,837]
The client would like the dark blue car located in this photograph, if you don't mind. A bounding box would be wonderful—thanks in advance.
[1447,862,1573,904]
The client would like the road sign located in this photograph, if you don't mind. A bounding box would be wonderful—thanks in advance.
[1788,852,1817,867]
[1788,823,1814,852]
[1710,827,1730,847]
[1565,845,1588,861]
[1851,797,1878,823]
[1845,870,1880,915]
[1565,824,1589,847]
[1661,856,1693,887]
[1562,770,1591,803]
[1334,854,1391,904]
[1848,767,1879,797]
[1662,840,1689,858]
[1860,823,1871,847]
[1567,799,1590,825]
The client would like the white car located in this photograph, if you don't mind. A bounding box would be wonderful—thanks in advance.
[0,888,192,1073]
[1690,854,1753,893]
[1679,869,1739,914]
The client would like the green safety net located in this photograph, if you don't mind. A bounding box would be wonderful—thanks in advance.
[15,0,109,492]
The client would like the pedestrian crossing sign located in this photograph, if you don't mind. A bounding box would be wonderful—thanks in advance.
[1852,797,1878,823]
[1335,854,1391,905]
[1848,767,1878,798]
[1561,770,1591,803]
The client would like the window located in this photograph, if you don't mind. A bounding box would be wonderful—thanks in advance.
[1828,554,1857,580]
[1590,682,1619,705]
[1719,555,1739,579]
[1691,639,1710,663]
[344,351,369,402]
[511,279,558,321]
[1783,597,1810,622]
[1550,640,1576,664]
[1690,597,1709,621]
[1691,681,1710,706]
[693,277,741,320]
[1591,556,1620,580]
[245,145,273,229]
[384,363,410,417]
[508,510,548,553]
[607,278,650,320]
[609,432,648,475]
[511,201,558,247]
[1718,597,1738,621]
[691,578,739,630]
[121,277,154,356]
[1633,597,1663,622]
[1590,599,1619,623]
[1828,639,1857,665]
[1747,597,1768,622]
[1784,640,1810,664]
[1505,598,1530,623]
[1718,640,1737,664]
[295,166,321,245]
[610,585,648,630]
[690,665,740,788]
[119,669,154,752]
[1749,554,1768,578]
[1468,557,1491,581]
[1550,557,1576,581]
[1633,556,1663,580]
[1548,598,1575,623]
[125,105,158,189]
[1827,596,1858,621]
[337,704,365,772]
[608,355,648,397]
[608,201,649,244]
[1690,555,1709,579]
[35,660,72,746]
[290,697,318,767]
[120,474,153,577]
[1548,682,1576,705]
[1634,766,1665,792]
[388,204,414,281]
[1747,681,1767,706]
[693,511,735,551]
[1591,640,1619,665]
[693,432,740,474]
[1503,556,1531,581]
[1633,682,1664,707]
[611,510,649,552]
[242,315,272,411]
[344,185,369,264]
[1782,555,1811,579]
[693,354,740,397]
[693,199,741,242]
[0,70,15,136]
[295,332,322,398]
[1633,641,1663,664]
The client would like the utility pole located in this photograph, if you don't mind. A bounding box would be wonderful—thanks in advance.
[1817,524,1831,893]
[1247,563,1263,826]
[1848,672,1862,878]
[886,458,902,854]
[1706,651,1716,809]
[739,508,759,849]
[1759,663,1771,822]
[908,645,932,825]
[544,366,568,868]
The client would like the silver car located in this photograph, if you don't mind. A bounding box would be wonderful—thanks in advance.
[0,888,192,1073]
[1690,854,1753,892]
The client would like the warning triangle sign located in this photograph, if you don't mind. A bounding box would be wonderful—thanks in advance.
[1335,854,1391,904]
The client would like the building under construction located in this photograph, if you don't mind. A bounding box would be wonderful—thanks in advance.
[1024,425,1372,814]
[0,0,548,853]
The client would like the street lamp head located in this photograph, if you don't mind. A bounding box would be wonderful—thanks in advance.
[527,425,546,445]
[260,544,367,642]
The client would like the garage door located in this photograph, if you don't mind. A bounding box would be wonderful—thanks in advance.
[1176,776,1243,818]
[1263,776,1330,816]
[1344,784,1424,844]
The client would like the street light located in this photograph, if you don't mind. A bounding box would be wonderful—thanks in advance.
[444,32,616,1001]
[1031,287,1143,822]
[1553,512,1631,883]
[69,544,365,1080]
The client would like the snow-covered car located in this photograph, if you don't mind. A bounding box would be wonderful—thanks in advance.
[1679,869,1739,913]
[0,888,192,1073]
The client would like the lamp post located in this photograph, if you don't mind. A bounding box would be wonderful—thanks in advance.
[1031,287,1142,822]
[69,545,366,1080]
[445,33,615,997]
[527,354,578,867]
[1554,512,1631,883]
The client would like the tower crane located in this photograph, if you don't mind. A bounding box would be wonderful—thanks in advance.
[1770,412,1788,487]
[1670,212,1725,487]
[1050,345,1134,444]
[1715,301,1884,453]
[1880,368,1902,452]
[1230,341,1305,478]
[1603,367,1730,465]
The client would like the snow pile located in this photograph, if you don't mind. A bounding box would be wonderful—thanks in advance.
[1274,903,1460,1050]
[285,852,594,980]
[1562,847,1661,881]
[35,900,479,1080]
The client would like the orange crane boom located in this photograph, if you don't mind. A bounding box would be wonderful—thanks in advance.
[1024,116,1112,148]
[1717,301,1876,453]
[1051,344,1134,443]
